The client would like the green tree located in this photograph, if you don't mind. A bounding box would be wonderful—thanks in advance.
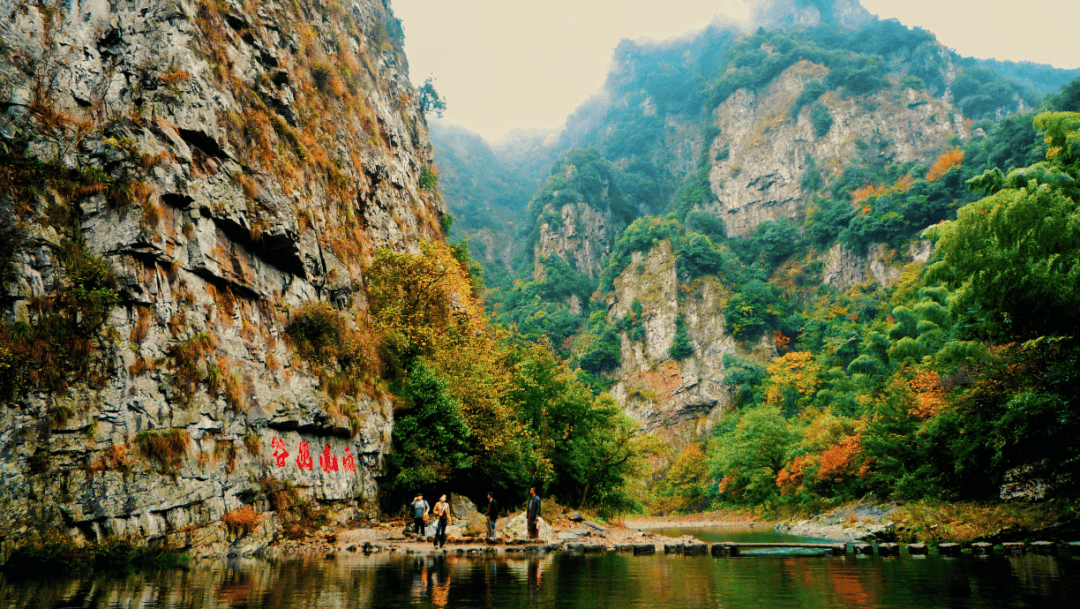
[388,362,473,489]
[669,313,695,360]
[725,280,782,341]
[809,102,833,137]
[722,354,767,408]
[508,344,643,509]
[927,112,1080,340]
[707,405,801,505]
[418,76,447,117]
[676,233,724,281]
[751,220,800,267]
[1048,77,1080,112]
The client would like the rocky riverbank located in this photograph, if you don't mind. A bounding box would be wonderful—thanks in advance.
[775,502,901,541]
[198,504,892,560]
[260,510,692,559]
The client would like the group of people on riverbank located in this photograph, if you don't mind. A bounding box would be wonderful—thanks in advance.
[410,493,452,548]
[412,488,542,546]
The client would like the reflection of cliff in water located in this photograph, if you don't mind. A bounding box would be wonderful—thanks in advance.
[1,550,1077,608]
[0,553,559,609]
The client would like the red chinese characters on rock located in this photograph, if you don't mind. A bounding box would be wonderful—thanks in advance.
[295,440,314,471]
[271,437,289,468]
[343,447,356,472]
[270,437,356,475]
[319,443,339,473]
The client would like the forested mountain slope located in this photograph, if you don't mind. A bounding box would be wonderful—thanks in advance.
[428,120,560,283]
[434,0,1080,513]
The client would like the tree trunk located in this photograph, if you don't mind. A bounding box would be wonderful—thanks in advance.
[579,479,591,509]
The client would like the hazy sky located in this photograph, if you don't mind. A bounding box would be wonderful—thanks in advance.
[391,0,1079,141]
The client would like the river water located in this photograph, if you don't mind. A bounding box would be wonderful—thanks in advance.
[1,529,1076,608]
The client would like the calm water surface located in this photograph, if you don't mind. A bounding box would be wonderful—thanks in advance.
[2,529,1076,608]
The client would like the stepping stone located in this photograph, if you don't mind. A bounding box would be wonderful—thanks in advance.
[908,543,928,555]
[633,544,655,555]
[684,543,708,556]
[1031,541,1055,555]
[938,543,961,557]
[971,542,993,556]
[1003,542,1026,556]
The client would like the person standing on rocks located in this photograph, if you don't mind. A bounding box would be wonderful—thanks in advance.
[486,491,498,539]
[412,494,430,537]
[526,487,541,540]
[432,494,451,548]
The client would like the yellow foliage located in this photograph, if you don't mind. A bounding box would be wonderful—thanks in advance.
[800,407,859,449]
[367,242,543,470]
[367,241,485,347]
[763,351,822,409]
[908,371,947,419]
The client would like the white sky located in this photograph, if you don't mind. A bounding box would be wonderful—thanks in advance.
[391,1,1080,142]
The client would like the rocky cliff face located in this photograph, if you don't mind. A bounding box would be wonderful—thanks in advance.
[603,236,925,441]
[529,156,622,280]
[0,0,441,561]
[593,57,961,439]
[534,198,612,280]
[704,60,965,238]
[606,241,746,439]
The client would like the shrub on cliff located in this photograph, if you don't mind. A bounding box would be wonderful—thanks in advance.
[724,280,783,343]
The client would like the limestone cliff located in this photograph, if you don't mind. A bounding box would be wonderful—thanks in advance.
[704,61,965,238]
[606,241,744,439]
[0,0,441,561]
[528,151,625,279]
[603,235,928,440]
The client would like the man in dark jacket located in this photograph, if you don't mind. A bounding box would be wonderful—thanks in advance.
[486,491,498,539]
[526,487,541,539]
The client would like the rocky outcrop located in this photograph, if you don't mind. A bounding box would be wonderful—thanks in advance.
[775,501,899,541]
[0,0,441,560]
[703,61,965,238]
[822,240,933,290]
[534,200,612,279]
[607,241,753,439]
[607,236,921,440]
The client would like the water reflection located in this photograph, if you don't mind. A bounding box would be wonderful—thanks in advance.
[1,544,1076,608]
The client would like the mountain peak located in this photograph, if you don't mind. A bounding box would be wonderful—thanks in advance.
[752,0,874,30]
